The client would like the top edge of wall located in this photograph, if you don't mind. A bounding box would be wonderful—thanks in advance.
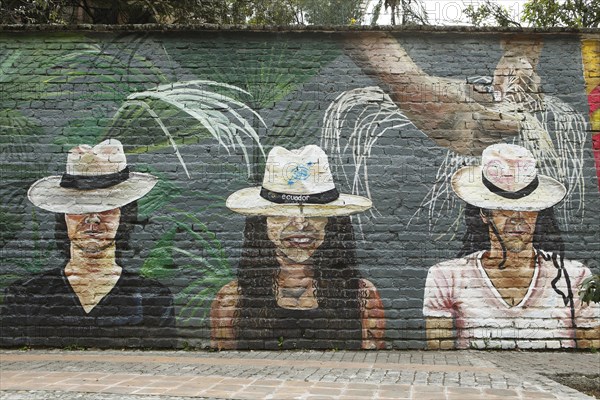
[0,24,599,35]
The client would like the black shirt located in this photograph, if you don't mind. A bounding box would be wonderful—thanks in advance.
[1,267,176,348]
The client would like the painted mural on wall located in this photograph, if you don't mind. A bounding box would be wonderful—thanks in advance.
[423,143,599,350]
[581,37,600,187]
[210,145,384,350]
[0,30,598,349]
[332,34,588,231]
[1,140,175,347]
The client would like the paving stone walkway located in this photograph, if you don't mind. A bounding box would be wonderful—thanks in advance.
[0,350,597,399]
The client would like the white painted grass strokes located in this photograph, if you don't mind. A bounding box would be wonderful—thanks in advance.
[114,80,267,178]
[322,84,587,237]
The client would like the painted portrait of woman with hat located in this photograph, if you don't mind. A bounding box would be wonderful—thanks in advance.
[1,139,175,348]
[423,143,599,350]
[210,145,385,350]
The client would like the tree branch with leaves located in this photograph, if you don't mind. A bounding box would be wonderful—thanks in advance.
[465,0,600,28]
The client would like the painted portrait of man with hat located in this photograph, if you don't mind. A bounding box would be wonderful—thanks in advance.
[423,143,599,350]
[1,139,175,348]
[210,145,385,350]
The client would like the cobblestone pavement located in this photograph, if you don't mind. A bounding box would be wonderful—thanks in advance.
[0,349,597,399]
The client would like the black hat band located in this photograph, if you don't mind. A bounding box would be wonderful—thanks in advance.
[481,172,539,200]
[260,187,340,204]
[60,166,130,190]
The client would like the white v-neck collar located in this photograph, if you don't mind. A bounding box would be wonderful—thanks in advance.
[475,250,539,309]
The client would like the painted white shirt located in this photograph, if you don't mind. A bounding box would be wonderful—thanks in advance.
[423,250,599,349]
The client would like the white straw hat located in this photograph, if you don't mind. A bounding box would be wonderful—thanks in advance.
[28,139,158,214]
[226,145,372,217]
[451,143,566,211]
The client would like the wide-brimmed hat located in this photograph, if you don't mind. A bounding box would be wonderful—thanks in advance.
[226,145,372,217]
[28,139,158,214]
[451,143,566,211]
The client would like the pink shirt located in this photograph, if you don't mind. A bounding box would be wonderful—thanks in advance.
[423,250,599,349]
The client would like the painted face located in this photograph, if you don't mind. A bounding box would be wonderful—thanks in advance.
[484,209,538,253]
[266,216,328,263]
[65,208,121,254]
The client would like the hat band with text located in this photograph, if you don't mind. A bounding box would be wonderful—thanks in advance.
[60,166,130,190]
[259,187,340,204]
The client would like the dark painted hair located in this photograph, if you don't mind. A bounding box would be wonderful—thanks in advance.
[458,203,574,326]
[55,201,139,266]
[457,204,564,257]
[235,215,364,349]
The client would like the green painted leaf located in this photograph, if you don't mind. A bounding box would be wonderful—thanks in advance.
[165,40,341,109]
[0,109,46,248]
[136,168,183,220]
[140,226,177,280]
[579,274,600,305]
[139,207,234,325]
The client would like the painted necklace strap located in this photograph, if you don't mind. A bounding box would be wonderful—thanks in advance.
[60,166,130,190]
[260,187,339,204]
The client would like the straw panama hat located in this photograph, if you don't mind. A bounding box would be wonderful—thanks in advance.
[451,143,566,212]
[226,145,372,217]
[28,139,158,214]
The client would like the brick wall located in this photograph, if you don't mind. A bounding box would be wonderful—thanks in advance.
[1,27,598,350]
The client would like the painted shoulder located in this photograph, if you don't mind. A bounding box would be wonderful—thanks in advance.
[213,279,240,309]
[427,252,479,272]
[6,269,63,294]
[358,278,377,291]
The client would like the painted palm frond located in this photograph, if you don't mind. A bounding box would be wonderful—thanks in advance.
[0,109,46,249]
[2,35,171,148]
[235,48,298,109]
[321,86,412,210]
[537,95,588,225]
[0,206,55,305]
[56,34,168,92]
[135,165,183,220]
[409,152,478,236]
[140,206,234,325]
[109,80,266,178]
[204,41,341,110]
[2,35,167,103]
